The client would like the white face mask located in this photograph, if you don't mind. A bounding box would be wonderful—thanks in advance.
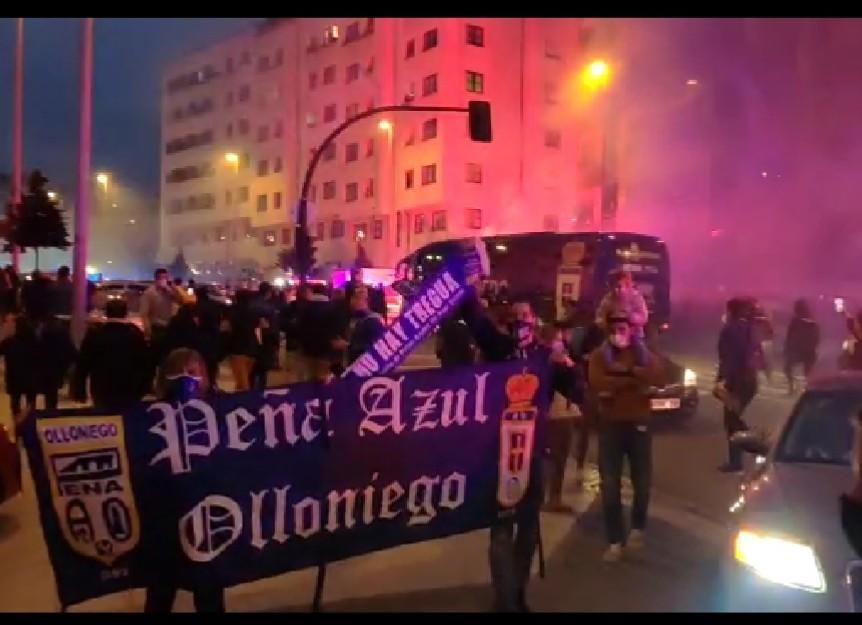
[610,333,631,349]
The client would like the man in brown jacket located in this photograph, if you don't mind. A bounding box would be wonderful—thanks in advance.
[589,311,664,563]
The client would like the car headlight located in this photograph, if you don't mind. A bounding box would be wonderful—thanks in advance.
[734,529,826,593]
[683,368,698,387]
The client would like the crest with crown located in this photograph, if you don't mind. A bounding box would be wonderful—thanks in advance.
[505,370,540,411]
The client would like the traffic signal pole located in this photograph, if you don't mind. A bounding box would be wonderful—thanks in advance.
[295,102,491,282]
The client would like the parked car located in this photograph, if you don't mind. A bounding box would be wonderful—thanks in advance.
[0,423,21,507]
[719,373,862,611]
[649,354,699,425]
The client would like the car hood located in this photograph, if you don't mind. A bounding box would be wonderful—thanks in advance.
[741,462,857,581]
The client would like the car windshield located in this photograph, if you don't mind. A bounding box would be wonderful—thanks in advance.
[775,389,862,465]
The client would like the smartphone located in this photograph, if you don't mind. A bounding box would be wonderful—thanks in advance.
[835,297,846,314]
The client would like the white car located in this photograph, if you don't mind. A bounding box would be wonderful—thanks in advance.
[720,373,862,611]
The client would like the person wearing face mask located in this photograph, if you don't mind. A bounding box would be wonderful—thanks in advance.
[596,270,649,368]
[143,348,226,613]
[589,311,664,563]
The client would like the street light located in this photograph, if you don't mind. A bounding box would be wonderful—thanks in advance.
[582,59,611,91]
[377,119,392,132]
[95,172,109,191]
[47,191,58,201]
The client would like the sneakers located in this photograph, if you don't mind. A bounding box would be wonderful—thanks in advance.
[603,543,623,563]
[628,529,645,549]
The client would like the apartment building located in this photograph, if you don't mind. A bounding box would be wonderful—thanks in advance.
[159,17,599,278]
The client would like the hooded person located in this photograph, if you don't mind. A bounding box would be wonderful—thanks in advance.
[783,299,820,394]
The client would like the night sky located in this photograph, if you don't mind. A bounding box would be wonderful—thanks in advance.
[0,18,254,200]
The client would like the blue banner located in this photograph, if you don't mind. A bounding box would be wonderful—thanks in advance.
[345,238,488,378]
[22,357,550,608]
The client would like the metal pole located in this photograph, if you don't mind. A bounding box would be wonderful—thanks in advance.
[72,18,94,347]
[11,18,24,271]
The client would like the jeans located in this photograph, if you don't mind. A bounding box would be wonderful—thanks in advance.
[723,381,757,469]
[489,460,543,611]
[144,583,225,613]
[598,421,652,546]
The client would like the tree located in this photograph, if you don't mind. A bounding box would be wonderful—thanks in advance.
[4,169,70,269]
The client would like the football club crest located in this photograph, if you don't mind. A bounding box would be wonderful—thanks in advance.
[497,370,540,508]
[37,416,140,566]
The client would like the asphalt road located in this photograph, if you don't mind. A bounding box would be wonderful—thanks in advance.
[0,342,800,612]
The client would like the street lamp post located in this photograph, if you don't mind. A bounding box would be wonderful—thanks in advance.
[10,18,24,272]
[580,59,617,230]
[223,152,240,275]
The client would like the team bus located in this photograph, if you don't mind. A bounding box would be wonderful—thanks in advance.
[395,231,671,330]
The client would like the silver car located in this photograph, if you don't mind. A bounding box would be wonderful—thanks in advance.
[720,373,862,611]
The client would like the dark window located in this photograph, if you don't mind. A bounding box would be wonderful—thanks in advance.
[422,29,438,51]
[422,118,438,141]
[405,39,415,59]
[309,184,317,202]
[238,119,250,135]
[226,123,234,138]
[239,186,249,202]
[345,142,359,163]
[466,24,485,47]
[345,182,359,202]
[238,84,251,102]
[466,71,484,93]
[364,178,375,198]
[466,162,483,183]
[367,97,375,111]
[257,55,270,72]
[257,194,268,212]
[345,21,361,43]
[331,219,345,239]
[309,72,318,89]
[466,208,482,229]
[225,190,232,206]
[366,57,375,75]
[323,65,336,85]
[422,73,438,96]
[316,222,325,240]
[366,138,375,157]
[405,169,415,189]
[257,159,269,176]
[240,50,251,65]
[414,213,425,234]
[274,48,284,66]
[273,157,283,173]
[323,180,337,199]
[432,210,447,232]
[257,125,270,142]
[421,164,437,185]
[186,196,197,212]
[346,63,360,83]
[273,120,283,138]
[544,129,562,148]
[323,142,336,161]
[346,103,359,119]
[323,104,337,123]
[282,227,292,245]
[372,219,383,239]
[168,199,183,214]
[273,191,282,209]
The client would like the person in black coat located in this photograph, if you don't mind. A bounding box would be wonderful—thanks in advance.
[72,299,151,412]
[436,314,477,368]
[296,285,340,383]
[345,285,386,365]
[717,297,760,472]
[783,298,820,394]
[0,315,40,421]
[164,303,220,390]
[224,290,262,391]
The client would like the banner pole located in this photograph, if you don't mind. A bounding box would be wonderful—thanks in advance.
[537,513,546,579]
[311,563,327,612]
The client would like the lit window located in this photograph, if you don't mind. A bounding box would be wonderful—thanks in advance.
[372,219,383,239]
[422,73,438,97]
[364,178,375,198]
[345,182,359,202]
[432,210,447,232]
[466,71,484,94]
[257,194,268,212]
[324,25,340,45]
[323,180,337,200]
[466,24,485,47]
[323,104,337,123]
[405,169,415,189]
[405,39,416,59]
[309,72,318,89]
[414,213,426,234]
[422,118,438,141]
[305,112,318,128]
[331,219,345,239]
[257,159,269,176]
[323,65,336,85]
[466,162,483,183]
[262,231,276,247]
[423,29,438,51]
[421,164,437,185]
[354,223,367,241]
[273,191,282,209]
[346,63,360,83]
[544,129,562,148]
[466,208,482,229]
[273,157,283,173]
[345,142,359,163]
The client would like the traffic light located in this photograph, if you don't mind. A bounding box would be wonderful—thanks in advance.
[468,100,492,142]
[295,226,317,278]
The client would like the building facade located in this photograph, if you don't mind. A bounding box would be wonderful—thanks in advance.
[158,17,600,279]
